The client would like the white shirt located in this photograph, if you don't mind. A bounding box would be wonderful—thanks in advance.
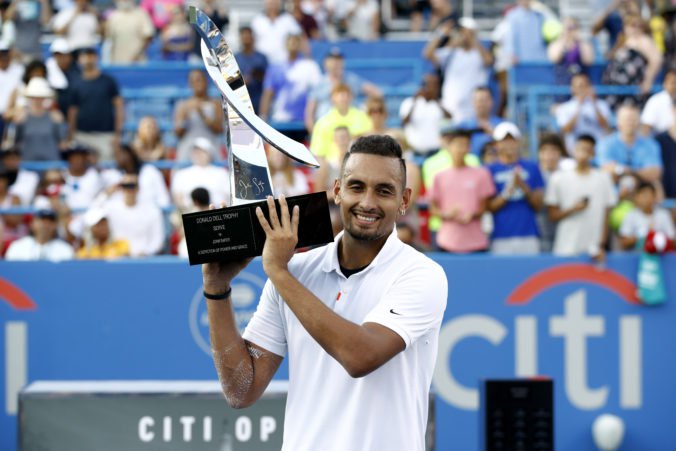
[9,169,39,206]
[399,96,445,153]
[0,62,24,113]
[555,97,612,152]
[346,0,378,41]
[52,8,99,50]
[105,200,164,256]
[435,47,488,123]
[6,236,74,261]
[171,164,230,210]
[545,168,617,256]
[62,167,103,211]
[640,90,675,133]
[271,169,309,197]
[620,207,676,241]
[101,165,170,208]
[243,229,448,451]
[251,12,301,65]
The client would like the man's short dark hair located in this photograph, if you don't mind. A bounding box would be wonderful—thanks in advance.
[239,26,253,34]
[538,133,566,155]
[636,181,656,195]
[576,134,596,147]
[341,135,407,191]
[191,187,210,208]
[474,86,492,95]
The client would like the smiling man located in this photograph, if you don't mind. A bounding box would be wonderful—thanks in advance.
[201,135,448,451]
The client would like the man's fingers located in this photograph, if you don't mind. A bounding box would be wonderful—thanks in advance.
[266,196,280,229]
[291,205,300,235]
[279,195,290,228]
[255,206,273,234]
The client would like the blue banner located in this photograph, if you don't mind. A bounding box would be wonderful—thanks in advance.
[1,255,674,450]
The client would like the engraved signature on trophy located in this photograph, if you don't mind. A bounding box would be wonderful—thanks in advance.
[238,178,266,199]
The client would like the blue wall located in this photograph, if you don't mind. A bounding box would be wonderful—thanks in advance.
[1,255,675,450]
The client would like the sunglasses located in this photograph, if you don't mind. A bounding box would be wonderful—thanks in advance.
[120,183,138,189]
[368,108,385,114]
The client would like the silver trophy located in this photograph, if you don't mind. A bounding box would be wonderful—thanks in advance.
[182,7,333,265]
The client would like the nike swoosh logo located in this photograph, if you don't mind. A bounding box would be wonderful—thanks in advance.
[389,309,402,315]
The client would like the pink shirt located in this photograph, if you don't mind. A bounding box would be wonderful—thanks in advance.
[141,0,183,29]
[430,166,496,252]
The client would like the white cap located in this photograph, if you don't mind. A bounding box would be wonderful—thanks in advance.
[25,77,54,99]
[0,41,11,52]
[50,38,71,54]
[192,137,215,157]
[492,122,521,141]
[459,17,478,31]
[83,207,107,227]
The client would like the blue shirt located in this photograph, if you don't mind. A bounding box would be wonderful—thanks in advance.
[504,6,547,62]
[488,159,545,239]
[263,57,320,122]
[70,73,119,133]
[596,132,663,170]
[456,115,503,156]
[235,50,268,114]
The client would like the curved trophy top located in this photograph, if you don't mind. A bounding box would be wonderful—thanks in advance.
[189,6,319,168]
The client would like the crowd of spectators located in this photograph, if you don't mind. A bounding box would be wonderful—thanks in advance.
[0,0,675,262]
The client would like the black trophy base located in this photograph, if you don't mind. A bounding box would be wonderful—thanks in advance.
[182,191,334,265]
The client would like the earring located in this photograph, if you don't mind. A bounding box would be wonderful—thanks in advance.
[399,209,406,215]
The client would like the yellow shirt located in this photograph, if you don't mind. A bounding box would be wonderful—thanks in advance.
[310,107,372,163]
[77,240,130,259]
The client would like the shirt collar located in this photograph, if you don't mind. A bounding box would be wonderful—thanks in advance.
[320,227,401,275]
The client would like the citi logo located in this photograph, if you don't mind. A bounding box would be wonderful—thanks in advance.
[433,264,643,411]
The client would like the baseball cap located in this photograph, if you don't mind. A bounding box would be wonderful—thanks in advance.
[459,17,478,31]
[492,122,522,141]
[325,46,344,59]
[192,137,215,156]
[0,41,10,52]
[439,119,472,138]
[83,207,107,227]
[49,38,71,54]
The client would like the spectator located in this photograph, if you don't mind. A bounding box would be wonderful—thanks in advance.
[423,17,493,123]
[174,69,223,162]
[547,17,595,85]
[640,68,676,135]
[619,181,675,249]
[76,207,129,258]
[160,4,192,61]
[100,144,170,208]
[132,116,166,162]
[0,2,16,48]
[68,47,123,162]
[487,122,545,255]
[60,143,103,211]
[310,83,372,164]
[259,33,321,126]
[234,26,268,114]
[503,0,548,64]
[537,133,567,252]
[14,77,68,161]
[345,0,379,41]
[105,0,154,64]
[1,146,38,206]
[314,125,350,235]
[5,207,74,260]
[305,47,380,132]
[546,134,617,257]
[290,0,319,39]
[171,137,230,211]
[480,140,498,165]
[52,0,100,52]
[0,42,23,139]
[597,104,663,185]
[0,166,26,254]
[399,73,450,163]
[422,122,482,247]
[251,0,302,65]
[603,15,663,107]
[429,128,495,253]
[140,0,183,31]
[268,147,310,197]
[365,95,392,135]
[46,39,80,117]
[456,86,503,157]
[6,0,52,61]
[655,99,676,198]
[4,59,46,123]
[555,73,612,153]
[0,166,21,212]
[176,187,210,258]
[105,172,164,257]
[592,0,640,51]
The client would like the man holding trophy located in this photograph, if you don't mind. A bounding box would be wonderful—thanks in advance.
[186,7,448,450]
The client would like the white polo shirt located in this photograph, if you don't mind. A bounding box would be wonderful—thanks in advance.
[243,229,448,451]
[641,90,675,133]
